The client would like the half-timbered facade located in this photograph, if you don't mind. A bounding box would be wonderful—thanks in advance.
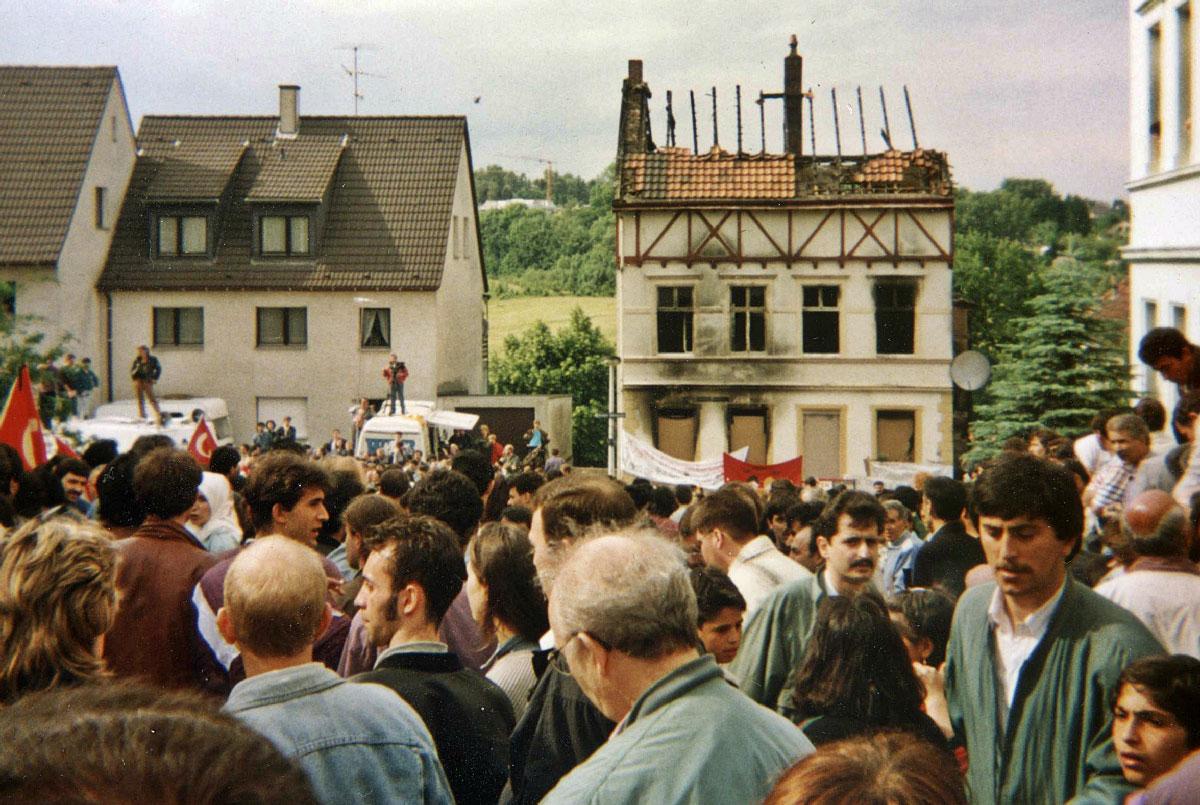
[614,47,955,480]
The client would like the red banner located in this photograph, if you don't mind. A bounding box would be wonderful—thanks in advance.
[723,453,804,487]
[0,366,47,470]
[188,416,217,468]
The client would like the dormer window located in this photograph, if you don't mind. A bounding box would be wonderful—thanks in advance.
[157,214,208,256]
[260,214,310,256]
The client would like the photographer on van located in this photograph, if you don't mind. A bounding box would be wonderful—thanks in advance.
[130,346,163,426]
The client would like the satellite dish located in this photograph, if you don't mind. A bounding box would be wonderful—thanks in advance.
[950,351,991,391]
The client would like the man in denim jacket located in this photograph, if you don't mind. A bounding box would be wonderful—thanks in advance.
[221,537,452,805]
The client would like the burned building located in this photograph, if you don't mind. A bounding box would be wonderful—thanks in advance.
[614,39,955,480]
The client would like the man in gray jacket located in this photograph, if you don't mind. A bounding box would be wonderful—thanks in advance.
[220,537,452,805]
[543,533,812,804]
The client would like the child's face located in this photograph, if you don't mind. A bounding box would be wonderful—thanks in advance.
[698,606,744,665]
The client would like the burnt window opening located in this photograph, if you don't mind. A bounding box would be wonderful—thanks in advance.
[876,409,916,462]
[874,281,916,355]
[802,285,840,354]
[657,286,694,353]
[730,285,766,352]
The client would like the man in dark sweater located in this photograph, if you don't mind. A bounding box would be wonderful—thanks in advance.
[353,514,513,805]
[911,476,985,599]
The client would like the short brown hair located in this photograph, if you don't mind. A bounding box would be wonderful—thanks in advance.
[223,538,328,658]
[765,731,966,805]
[533,475,637,546]
[342,494,401,538]
[0,520,117,704]
[364,515,466,627]
[133,448,203,519]
[0,682,317,803]
[689,488,759,542]
[243,453,330,533]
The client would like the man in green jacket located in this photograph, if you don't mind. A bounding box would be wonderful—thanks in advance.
[729,490,886,711]
[945,454,1164,804]
[543,533,812,804]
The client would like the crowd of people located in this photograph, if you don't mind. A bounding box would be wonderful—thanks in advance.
[0,331,1199,802]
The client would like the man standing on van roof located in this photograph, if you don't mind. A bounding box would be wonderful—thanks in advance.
[130,346,162,426]
[1139,327,1200,393]
[384,355,408,415]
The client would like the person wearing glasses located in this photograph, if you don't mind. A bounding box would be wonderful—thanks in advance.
[541,534,812,804]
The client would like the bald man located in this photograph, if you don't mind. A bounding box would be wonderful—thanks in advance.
[1095,491,1200,657]
[220,538,452,805]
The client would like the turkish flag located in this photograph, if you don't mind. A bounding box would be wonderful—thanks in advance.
[0,365,48,470]
[53,436,80,460]
[188,416,217,468]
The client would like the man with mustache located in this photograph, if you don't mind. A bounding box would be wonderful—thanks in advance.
[944,454,1164,804]
[729,490,886,711]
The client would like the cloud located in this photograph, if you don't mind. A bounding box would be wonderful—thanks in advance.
[5,0,1129,198]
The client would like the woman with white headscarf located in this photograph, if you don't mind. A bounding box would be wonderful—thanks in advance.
[186,471,242,554]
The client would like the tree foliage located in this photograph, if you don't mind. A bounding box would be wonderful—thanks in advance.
[477,164,616,297]
[489,307,614,467]
[966,258,1129,461]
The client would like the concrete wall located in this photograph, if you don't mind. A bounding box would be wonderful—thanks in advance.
[435,144,486,395]
[108,289,440,444]
[7,77,135,374]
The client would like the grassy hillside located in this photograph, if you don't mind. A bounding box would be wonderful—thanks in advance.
[487,296,616,358]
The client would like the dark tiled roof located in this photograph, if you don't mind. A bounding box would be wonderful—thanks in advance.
[0,66,118,265]
[620,145,952,203]
[245,135,346,202]
[100,116,468,292]
[143,138,247,201]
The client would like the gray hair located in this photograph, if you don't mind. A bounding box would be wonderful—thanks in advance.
[1107,414,1150,443]
[882,499,912,522]
[551,532,697,660]
[1126,508,1192,559]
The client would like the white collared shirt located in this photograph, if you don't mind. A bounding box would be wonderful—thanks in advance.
[987,581,1066,725]
[727,535,810,614]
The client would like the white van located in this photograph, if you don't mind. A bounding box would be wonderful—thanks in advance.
[355,406,479,461]
[70,397,233,453]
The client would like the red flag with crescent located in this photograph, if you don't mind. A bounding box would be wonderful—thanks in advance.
[54,436,79,460]
[0,365,48,470]
[188,416,217,468]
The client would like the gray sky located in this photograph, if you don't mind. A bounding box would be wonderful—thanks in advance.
[7,0,1129,200]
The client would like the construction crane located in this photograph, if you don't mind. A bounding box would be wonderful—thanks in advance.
[497,153,555,203]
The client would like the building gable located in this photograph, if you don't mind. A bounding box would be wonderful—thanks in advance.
[0,66,119,265]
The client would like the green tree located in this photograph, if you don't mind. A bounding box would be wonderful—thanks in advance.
[489,308,614,466]
[967,257,1129,461]
[953,231,1040,358]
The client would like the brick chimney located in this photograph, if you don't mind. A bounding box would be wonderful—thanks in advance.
[618,60,652,157]
[783,36,803,156]
[278,84,299,139]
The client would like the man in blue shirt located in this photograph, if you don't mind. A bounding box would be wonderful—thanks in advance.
[220,537,452,805]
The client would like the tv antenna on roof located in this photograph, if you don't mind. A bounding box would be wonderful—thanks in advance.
[337,45,387,115]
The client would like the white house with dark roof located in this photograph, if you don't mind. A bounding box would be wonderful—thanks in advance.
[99,86,487,443]
[0,66,137,366]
